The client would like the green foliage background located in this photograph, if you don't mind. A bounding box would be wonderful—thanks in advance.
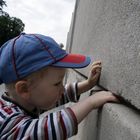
[0,0,25,46]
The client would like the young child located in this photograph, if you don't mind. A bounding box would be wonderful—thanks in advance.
[0,33,118,140]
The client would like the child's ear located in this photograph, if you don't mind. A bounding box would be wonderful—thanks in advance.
[15,81,30,100]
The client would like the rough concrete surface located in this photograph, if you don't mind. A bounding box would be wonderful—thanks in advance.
[66,69,140,140]
[68,0,140,109]
[98,103,140,140]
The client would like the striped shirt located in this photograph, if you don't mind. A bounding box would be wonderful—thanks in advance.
[0,83,80,140]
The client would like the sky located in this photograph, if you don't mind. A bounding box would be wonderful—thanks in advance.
[3,0,76,46]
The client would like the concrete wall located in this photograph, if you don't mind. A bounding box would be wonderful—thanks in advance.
[67,0,140,139]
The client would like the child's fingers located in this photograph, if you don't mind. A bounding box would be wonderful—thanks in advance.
[111,95,120,102]
[96,67,102,72]
[91,65,102,73]
[107,92,121,103]
[91,64,102,69]
[90,63,102,71]
[91,61,102,67]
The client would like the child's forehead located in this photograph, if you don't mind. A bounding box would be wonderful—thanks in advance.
[36,67,66,82]
[43,66,67,77]
[48,66,67,74]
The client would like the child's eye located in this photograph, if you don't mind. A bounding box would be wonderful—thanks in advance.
[54,81,61,86]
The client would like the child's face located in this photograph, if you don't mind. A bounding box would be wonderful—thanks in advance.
[28,66,66,110]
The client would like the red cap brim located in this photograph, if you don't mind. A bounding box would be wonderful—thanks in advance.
[52,54,91,68]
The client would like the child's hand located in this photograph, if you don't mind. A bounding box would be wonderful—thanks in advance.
[71,91,119,123]
[90,91,119,109]
[87,61,102,87]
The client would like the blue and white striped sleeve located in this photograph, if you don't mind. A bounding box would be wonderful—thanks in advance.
[56,82,80,106]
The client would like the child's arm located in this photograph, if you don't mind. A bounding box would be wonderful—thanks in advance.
[70,91,118,123]
[77,61,102,95]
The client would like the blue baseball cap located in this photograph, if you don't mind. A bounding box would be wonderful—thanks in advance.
[0,33,91,84]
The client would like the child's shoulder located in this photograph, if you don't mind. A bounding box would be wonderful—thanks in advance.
[0,97,22,118]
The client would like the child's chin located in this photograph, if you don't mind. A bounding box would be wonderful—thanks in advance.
[41,104,56,110]
[48,104,56,109]
[40,107,48,110]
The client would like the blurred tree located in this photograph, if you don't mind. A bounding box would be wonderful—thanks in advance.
[0,0,6,11]
[0,0,25,46]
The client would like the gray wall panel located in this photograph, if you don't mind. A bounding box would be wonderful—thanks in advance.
[68,0,140,109]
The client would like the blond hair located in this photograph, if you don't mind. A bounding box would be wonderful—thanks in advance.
[5,67,49,96]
